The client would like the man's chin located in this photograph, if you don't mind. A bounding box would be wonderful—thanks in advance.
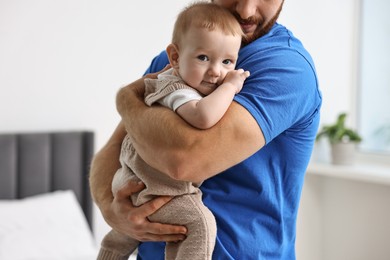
[242,32,261,45]
[242,35,252,44]
[242,23,274,45]
[243,1,284,45]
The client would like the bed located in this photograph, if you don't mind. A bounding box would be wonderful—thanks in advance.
[0,131,98,260]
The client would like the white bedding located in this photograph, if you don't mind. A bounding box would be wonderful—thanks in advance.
[0,190,98,260]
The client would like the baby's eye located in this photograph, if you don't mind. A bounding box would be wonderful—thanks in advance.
[197,55,209,61]
[222,59,233,65]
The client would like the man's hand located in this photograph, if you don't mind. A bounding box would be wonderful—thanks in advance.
[104,180,188,242]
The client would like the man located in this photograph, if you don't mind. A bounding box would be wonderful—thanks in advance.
[90,0,322,259]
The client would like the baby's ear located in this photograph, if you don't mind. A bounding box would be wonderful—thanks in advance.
[166,43,180,70]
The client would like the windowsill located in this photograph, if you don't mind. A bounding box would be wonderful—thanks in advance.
[307,161,390,186]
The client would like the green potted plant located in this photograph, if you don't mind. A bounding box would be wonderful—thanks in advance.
[316,113,362,165]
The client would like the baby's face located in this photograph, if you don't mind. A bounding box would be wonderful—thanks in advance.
[176,27,241,95]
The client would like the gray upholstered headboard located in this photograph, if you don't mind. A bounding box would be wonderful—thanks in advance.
[0,131,94,229]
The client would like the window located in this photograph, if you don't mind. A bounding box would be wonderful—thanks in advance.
[358,0,390,154]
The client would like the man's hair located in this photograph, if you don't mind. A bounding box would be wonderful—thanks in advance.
[172,2,244,47]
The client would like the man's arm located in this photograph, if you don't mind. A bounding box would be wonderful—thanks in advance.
[117,76,265,183]
[89,121,187,241]
[89,122,126,206]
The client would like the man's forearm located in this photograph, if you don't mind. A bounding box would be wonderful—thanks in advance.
[116,78,204,180]
[89,122,126,207]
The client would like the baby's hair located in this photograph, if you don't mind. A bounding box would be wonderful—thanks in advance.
[172,1,245,47]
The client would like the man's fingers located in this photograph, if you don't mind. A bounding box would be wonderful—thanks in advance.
[139,196,173,217]
[142,222,187,242]
[115,181,145,199]
[142,232,187,242]
[138,197,188,237]
[147,222,187,235]
[113,184,187,243]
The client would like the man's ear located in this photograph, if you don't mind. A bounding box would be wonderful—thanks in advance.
[166,43,180,70]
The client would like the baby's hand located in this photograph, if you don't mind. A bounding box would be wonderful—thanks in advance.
[223,69,250,93]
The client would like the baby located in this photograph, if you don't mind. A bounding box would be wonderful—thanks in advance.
[98,2,249,260]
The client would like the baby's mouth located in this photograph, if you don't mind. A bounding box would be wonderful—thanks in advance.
[202,81,217,88]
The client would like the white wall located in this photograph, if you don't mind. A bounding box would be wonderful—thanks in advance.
[0,0,362,252]
[0,0,192,147]
[297,172,390,260]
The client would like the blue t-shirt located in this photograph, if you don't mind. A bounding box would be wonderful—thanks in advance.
[138,23,322,260]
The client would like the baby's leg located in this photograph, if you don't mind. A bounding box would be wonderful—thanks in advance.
[98,229,139,260]
[148,191,217,260]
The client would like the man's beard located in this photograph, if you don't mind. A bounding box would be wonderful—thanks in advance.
[239,1,284,45]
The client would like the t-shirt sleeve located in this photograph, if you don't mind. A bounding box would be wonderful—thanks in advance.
[159,89,202,111]
[234,47,320,144]
[144,51,170,75]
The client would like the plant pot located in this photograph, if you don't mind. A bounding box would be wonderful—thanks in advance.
[330,142,357,165]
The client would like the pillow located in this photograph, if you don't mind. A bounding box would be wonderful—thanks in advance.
[0,190,97,260]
